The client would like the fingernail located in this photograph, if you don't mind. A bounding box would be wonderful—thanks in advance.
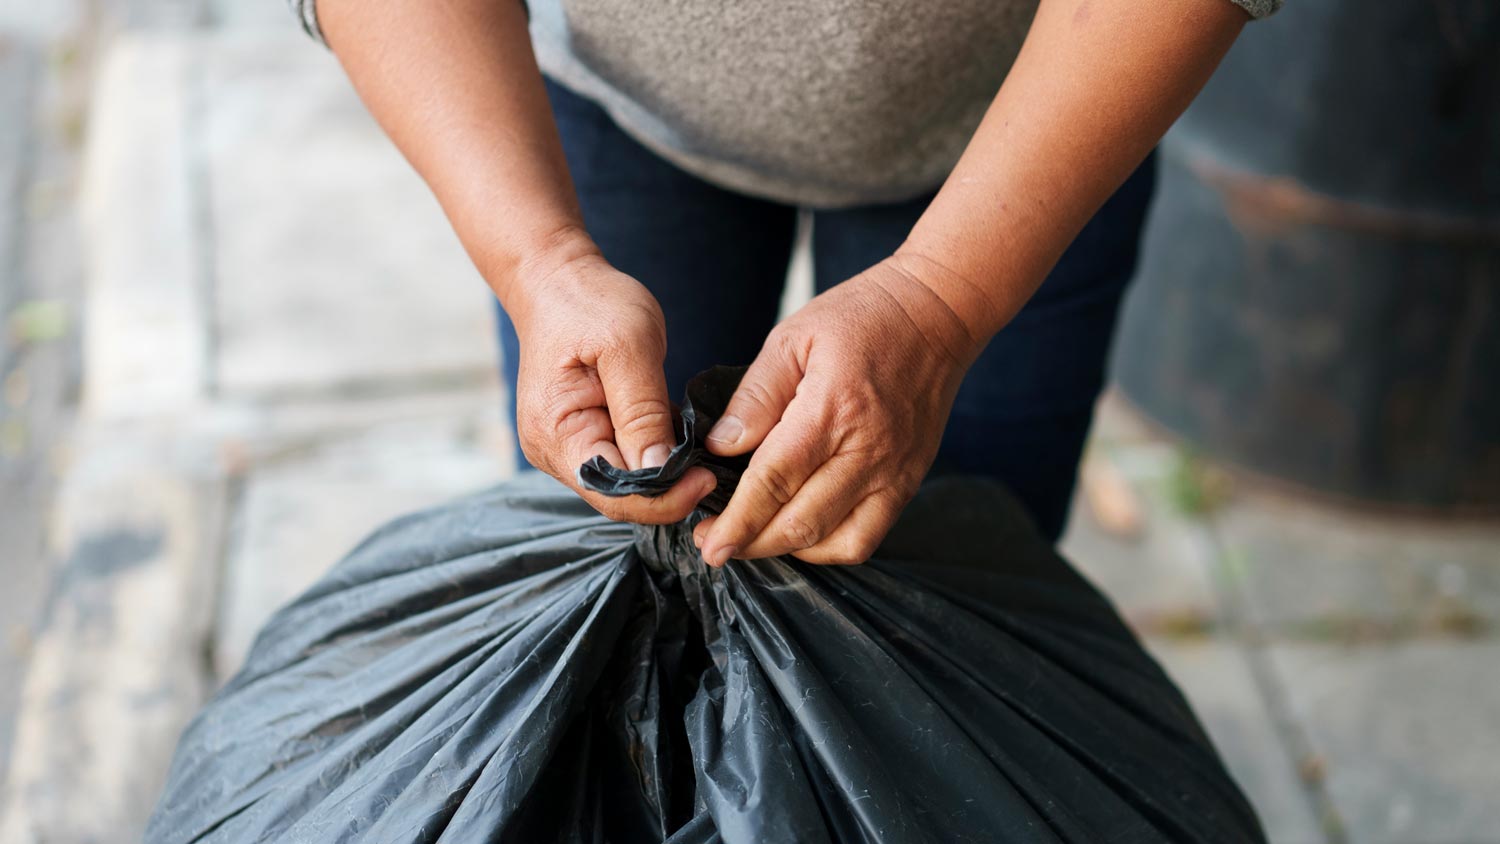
[642,444,670,468]
[707,416,743,446]
[708,545,736,567]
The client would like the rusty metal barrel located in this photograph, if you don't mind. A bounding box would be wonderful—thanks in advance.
[1111,0,1500,513]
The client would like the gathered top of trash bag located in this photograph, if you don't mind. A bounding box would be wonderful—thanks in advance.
[576,365,750,514]
[147,367,1265,844]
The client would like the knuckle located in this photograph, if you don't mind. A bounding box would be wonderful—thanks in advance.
[752,462,799,507]
[768,326,804,361]
[515,423,553,471]
[890,468,925,499]
[734,379,781,418]
[539,368,598,408]
[604,305,666,353]
[778,512,823,551]
[557,406,605,443]
[614,398,673,436]
[812,535,872,566]
[887,483,921,516]
[831,388,877,431]
[842,532,881,564]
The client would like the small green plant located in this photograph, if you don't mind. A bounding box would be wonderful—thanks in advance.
[9,299,70,344]
[1167,450,1233,516]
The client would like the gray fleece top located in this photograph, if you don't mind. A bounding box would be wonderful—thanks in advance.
[292,0,1280,208]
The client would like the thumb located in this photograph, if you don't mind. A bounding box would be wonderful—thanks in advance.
[597,352,677,470]
[707,339,801,456]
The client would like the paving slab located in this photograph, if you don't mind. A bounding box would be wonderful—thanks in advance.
[210,376,511,462]
[1270,642,1500,844]
[200,32,495,399]
[1146,638,1327,844]
[78,35,208,418]
[1215,494,1500,640]
[213,398,513,679]
[1061,440,1224,634]
[0,431,225,844]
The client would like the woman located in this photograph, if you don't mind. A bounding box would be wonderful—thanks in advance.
[297,0,1275,563]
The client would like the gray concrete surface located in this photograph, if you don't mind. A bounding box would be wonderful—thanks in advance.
[0,430,227,844]
[0,3,90,788]
[1146,639,1325,844]
[1271,642,1500,844]
[1062,438,1224,633]
[1,16,1498,844]
[200,36,495,399]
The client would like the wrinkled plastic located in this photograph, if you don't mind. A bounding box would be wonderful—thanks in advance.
[148,367,1265,843]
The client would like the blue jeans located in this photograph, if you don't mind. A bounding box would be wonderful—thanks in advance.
[498,78,1157,541]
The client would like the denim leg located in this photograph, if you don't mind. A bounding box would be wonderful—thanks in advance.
[496,79,798,469]
[810,155,1158,541]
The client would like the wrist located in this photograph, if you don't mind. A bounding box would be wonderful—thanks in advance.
[485,222,600,323]
[882,250,1007,352]
[865,255,988,369]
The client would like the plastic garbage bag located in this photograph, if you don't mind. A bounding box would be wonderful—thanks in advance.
[147,367,1265,843]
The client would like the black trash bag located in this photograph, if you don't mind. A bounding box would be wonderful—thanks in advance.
[148,367,1265,844]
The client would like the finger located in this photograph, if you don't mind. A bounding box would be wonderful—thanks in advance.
[706,335,803,456]
[552,403,714,523]
[692,515,715,553]
[793,491,907,565]
[552,403,628,481]
[597,352,677,470]
[735,455,866,560]
[579,467,718,525]
[700,403,834,566]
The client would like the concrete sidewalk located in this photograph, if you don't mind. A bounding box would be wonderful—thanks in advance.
[2,26,1498,844]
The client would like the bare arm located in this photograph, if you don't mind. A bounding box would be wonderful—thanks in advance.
[698,0,1249,565]
[896,0,1248,340]
[318,0,717,521]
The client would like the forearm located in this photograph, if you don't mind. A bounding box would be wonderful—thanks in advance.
[317,0,590,313]
[896,0,1248,345]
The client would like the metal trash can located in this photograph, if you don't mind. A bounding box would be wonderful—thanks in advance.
[1112,0,1500,513]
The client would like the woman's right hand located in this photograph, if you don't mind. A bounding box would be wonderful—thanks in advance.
[321,0,708,520]
[505,234,717,523]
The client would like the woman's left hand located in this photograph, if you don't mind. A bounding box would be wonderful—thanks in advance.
[693,255,985,565]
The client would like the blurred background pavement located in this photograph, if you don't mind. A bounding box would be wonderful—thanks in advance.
[0,3,1497,844]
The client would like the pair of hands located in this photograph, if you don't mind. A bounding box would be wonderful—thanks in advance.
[507,240,983,566]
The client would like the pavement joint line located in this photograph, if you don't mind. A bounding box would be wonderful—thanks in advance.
[200,467,246,694]
[1201,508,1349,844]
[218,366,502,406]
